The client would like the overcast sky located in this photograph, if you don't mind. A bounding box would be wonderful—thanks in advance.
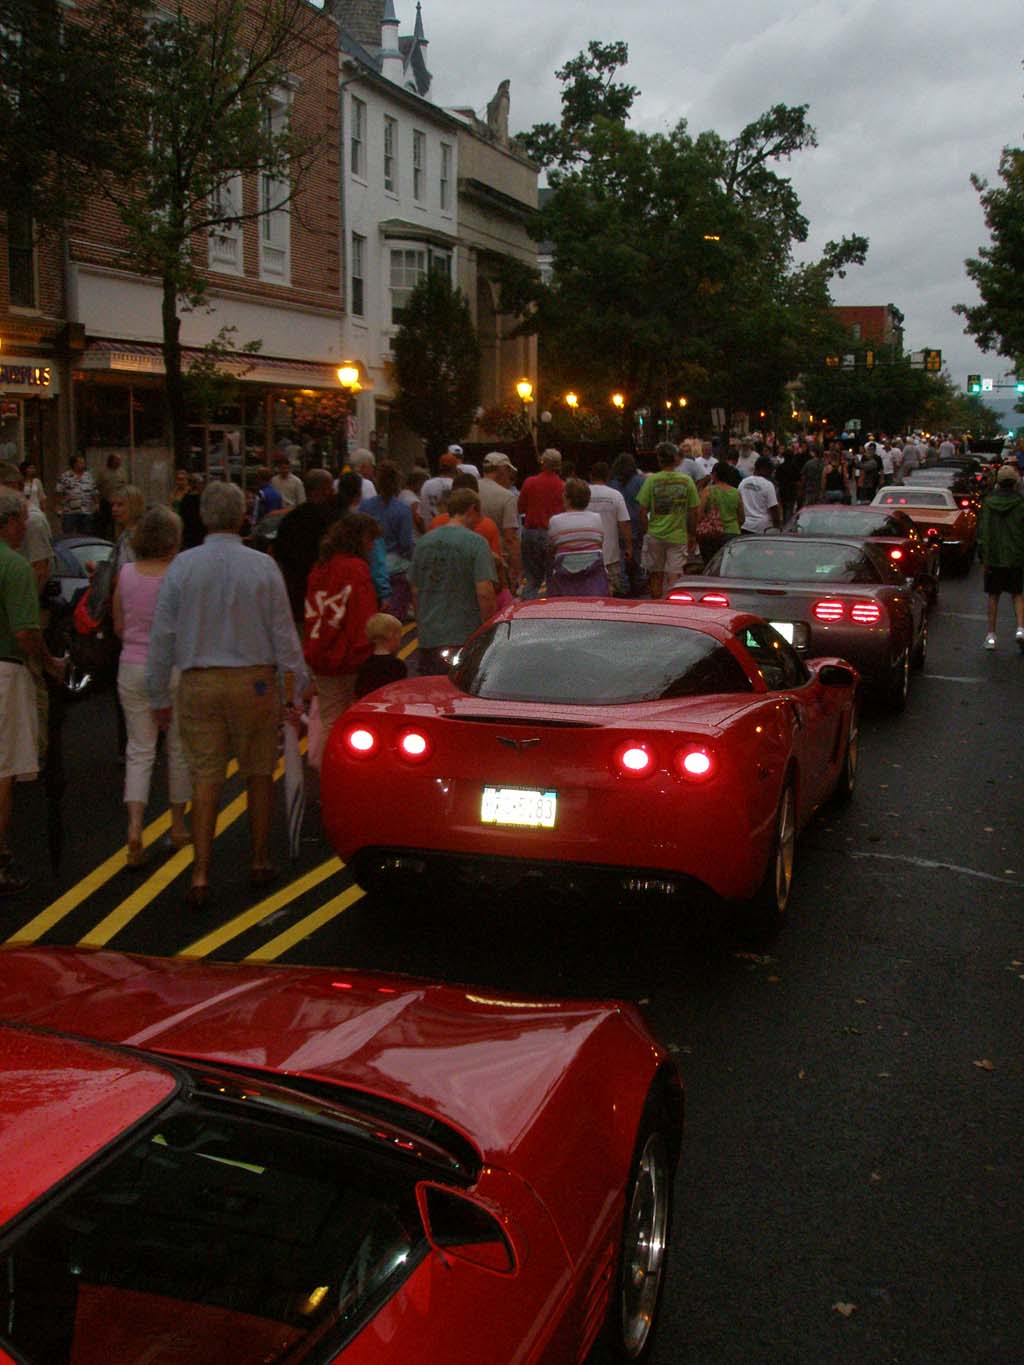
[425,0,1023,420]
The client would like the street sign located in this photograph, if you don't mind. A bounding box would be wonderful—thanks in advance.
[981,378,994,392]
[846,419,862,431]
[842,354,855,370]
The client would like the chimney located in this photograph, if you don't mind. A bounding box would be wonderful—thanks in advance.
[379,0,403,85]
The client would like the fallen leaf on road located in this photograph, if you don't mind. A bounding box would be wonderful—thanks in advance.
[833,1302,857,1317]
[877,1071,891,1078]
[974,1059,995,1072]
[870,1172,882,1183]
[854,997,867,1005]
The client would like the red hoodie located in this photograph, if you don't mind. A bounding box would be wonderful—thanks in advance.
[303,554,376,676]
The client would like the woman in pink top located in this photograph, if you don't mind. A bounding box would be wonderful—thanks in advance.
[112,507,190,866]
[546,478,610,597]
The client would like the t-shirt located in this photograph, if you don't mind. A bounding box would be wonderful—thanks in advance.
[738,474,779,533]
[637,470,698,544]
[478,477,519,535]
[428,512,502,566]
[275,501,340,622]
[21,506,53,579]
[0,540,40,659]
[518,470,565,529]
[547,510,604,558]
[419,475,453,523]
[409,522,495,649]
[702,483,743,536]
[587,484,630,564]
[271,472,306,509]
[736,453,758,478]
[117,562,167,665]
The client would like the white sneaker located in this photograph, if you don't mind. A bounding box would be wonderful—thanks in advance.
[1016,627,1024,652]
[984,633,996,650]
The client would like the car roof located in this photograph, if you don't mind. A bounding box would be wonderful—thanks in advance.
[0,1025,176,1226]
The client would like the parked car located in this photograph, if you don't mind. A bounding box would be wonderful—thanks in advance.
[322,598,860,936]
[785,504,940,606]
[0,945,682,1365]
[872,485,977,574]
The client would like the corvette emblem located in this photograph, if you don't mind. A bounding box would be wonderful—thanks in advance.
[497,736,540,750]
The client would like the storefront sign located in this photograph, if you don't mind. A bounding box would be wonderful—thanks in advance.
[0,357,58,395]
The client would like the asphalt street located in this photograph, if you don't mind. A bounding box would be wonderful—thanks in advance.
[4,565,1023,1363]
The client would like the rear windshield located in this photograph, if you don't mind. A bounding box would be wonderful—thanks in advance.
[707,538,878,583]
[454,618,752,702]
[876,488,952,508]
[793,508,902,537]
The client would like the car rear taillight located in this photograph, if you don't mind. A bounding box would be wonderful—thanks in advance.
[613,742,656,779]
[343,724,379,758]
[813,599,845,622]
[674,746,716,782]
[926,526,940,538]
[959,498,971,508]
[850,601,882,625]
[667,591,694,603]
[700,592,730,607]
[396,728,432,763]
[889,548,904,561]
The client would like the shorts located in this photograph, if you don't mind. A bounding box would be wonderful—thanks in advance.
[0,661,39,781]
[983,565,1023,597]
[178,666,280,782]
[641,535,688,580]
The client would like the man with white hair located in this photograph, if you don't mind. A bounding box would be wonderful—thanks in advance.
[446,443,479,477]
[348,449,377,501]
[147,480,307,910]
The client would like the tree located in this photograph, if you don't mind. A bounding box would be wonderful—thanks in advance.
[798,349,948,434]
[505,43,867,434]
[955,147,1024,367]
[392,273,481,463]
[92,0,327,465]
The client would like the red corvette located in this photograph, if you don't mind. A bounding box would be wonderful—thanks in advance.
[0,946,682,1365]
[321,600,860,934]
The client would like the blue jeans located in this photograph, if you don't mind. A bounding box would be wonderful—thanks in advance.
[521,528,549,599]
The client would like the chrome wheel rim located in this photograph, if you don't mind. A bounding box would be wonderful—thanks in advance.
[621,1132,670,1358]
[774,787,795,912]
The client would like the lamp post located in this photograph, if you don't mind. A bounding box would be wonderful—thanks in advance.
[336,363,361,461]
[516,377,537,453]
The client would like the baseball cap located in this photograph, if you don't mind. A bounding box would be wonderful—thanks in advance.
[439,452,460,470]
[995,463,1020,484]
[446,444,464,456]
[482,451,517,472]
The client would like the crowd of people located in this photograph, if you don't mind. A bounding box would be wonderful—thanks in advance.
[1,428,1022,902]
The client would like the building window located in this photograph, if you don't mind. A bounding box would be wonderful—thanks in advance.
[384,116,397,193]
[412,130,425,201]
[209,175,243,275]
[390,247,426,324]
[850,322,862,341]
[351,233,365,317]
[440,142,451,212]
[351,96,366,177]
[7,208,36,308]
[259,98,291,283]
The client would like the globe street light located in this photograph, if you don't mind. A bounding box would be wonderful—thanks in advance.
[611,392,625,410]
[516,378,534,404]
[565,391,579,410]
[337,363,360,391]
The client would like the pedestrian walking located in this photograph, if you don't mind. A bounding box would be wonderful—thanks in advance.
[360,461,414,620]
[821,445,853,504]
[609,453,649,595]
[419,451,459,523]
[55,456,98,535]
[271,455,306,510]
[739,457,781,533]
[479,453,521,587]
[517,449,565,599]
[587,462,632,594]
[979,463,1024,651]
[636,442,698,598]
[354,612,408,699]
[547,478,610,597]
[146,481,307,910]
[95,454,127,538]
[858,443,883,503]
[112,507,191,867]
[303,512,380,755]
[409,488,496,674]
[798,445,825,506]
[19,462,46,515]
[696,461,745,561]
[252,466,284,523]
[274,469,341,626]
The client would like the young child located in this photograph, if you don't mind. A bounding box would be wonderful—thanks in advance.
[354,613,408,698]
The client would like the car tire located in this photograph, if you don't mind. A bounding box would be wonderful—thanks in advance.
[742,779,796,941]
[886,648,910,712]
[832,704,859,804]
[598,1091,674,1364]
[912,619,928,671]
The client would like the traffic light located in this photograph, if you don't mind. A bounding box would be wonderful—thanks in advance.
[967,374,982,394]
[825,354,840,368]
[864,350,875,369]
[924,349,942,372]
[1016,379,1024,394]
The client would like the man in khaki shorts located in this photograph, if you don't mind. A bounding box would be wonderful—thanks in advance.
[147,481,306,909]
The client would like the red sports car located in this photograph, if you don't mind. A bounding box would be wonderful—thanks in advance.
[785,504,940,605]
[321,599,860,934]
[0,946,682,1365]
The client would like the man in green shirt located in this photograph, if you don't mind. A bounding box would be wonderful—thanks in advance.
[637,442,699,598]
[409,489,496,674]
[0,490,45,895]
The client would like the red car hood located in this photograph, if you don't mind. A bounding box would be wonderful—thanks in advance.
[0,948,636,1168]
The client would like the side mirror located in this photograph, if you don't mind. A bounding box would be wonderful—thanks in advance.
[416,1183,516,1275]
[817,663,856,687]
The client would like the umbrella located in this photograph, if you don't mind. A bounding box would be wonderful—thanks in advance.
[282,672,305,861]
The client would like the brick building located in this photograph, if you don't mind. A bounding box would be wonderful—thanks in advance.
[831,304,904,351]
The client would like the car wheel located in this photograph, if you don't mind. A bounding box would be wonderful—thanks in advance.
[600,1095,674,1363]
[912,619,928,671]
[886,648,910,712]
[742,780,796,941]
[832,704,859,804]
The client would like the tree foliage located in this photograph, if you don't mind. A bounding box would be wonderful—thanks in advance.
[392,273,481,463]
[955,147,1024,366]
[507,42,867,432]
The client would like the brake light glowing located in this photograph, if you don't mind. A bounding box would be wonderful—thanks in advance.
[700,592,730,607]
[397,729,432,762]
[850,601,882,624]
[668,591,694,603]
[343,725,379,757]
[889,548,904,561]
[813,599,845,622]
[959,499,970,508]
[614,743,655,778]
[926,526,940,537]
[675,746,715,781]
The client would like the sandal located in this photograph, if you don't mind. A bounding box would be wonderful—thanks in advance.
[126,841,149,870]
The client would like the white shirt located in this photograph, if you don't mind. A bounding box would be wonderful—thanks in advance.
[737,452,758,478]
[587,483,631,565]
[398,487,423,540]
[419,475,453,522]
[879,446,895,476]
[694,455,717,480]
[939,440,955,461]
[271,471,306,509]
[738,474,779,533]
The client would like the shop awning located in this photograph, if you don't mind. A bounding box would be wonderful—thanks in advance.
[79,341,371,391]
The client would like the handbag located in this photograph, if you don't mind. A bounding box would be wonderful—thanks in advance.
[696,492,724,539]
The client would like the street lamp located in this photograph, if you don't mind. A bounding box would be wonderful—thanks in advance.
[337,363,360,391]
[564,391,579,410]
[611,392,625,410]
[516,378,534,404]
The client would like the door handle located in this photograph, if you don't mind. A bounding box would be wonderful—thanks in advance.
[785,700,803,729]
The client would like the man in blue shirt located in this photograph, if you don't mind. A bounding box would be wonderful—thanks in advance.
[147,481,307,909]
[409,489,496,675]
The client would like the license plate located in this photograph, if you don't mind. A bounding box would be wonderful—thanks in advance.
[769,621,795,643]
[481,786,557,829]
